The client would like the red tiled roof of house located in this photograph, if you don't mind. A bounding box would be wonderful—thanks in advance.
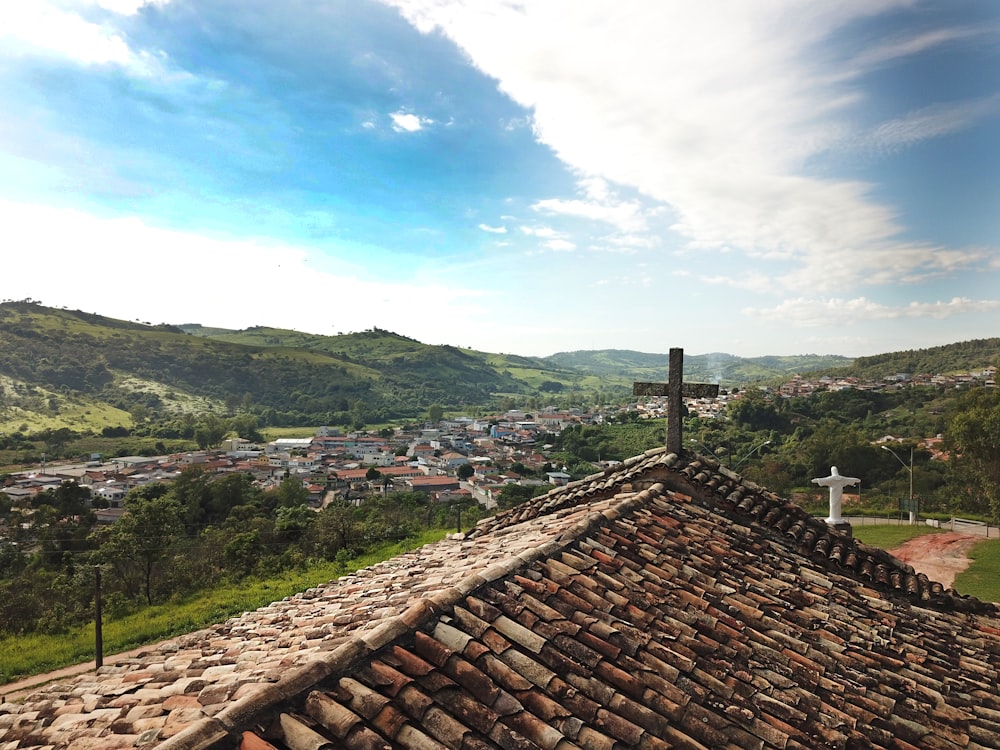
[3,447,999,750]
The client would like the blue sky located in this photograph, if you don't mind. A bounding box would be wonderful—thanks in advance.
[1,0,998,358]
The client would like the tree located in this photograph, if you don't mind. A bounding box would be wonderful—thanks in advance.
[96,493,184,604]
[456,463,475,480]
[193,413,227,449]
[276,475,309,508]
[427,404,444,423]
[229,413,263,443]
[497,483,550,510]
[275,504,315,541]
[727,388,788,431]
[947,388,1000,521]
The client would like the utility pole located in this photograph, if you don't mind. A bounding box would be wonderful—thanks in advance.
[882,444,915,525]
[94,566,104,669]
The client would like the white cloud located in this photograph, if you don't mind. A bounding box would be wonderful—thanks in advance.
[744,296,1000,327]
[604,235,657,250]
[519,225,560,238]
[390,111,432,132]
[865,94,1000,155]
[532,197,646,234]
[850,26,988,70]
[543,239,576,252]
[94,0,171,15]
[379,0,991,292]
[0,1,172,76]
[477,223,507,234]
[0,200,489,338]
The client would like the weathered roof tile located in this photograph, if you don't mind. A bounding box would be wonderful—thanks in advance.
[6,447,1000,750]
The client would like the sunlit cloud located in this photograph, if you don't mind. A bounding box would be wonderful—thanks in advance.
[543,238,575,252]
[519,225,560,238]
[532,197,647,234]
[390,111,433,132]
[382,0,995,293]
[0,1,173,77]
[850,26,989,70]
[0,200,490,339]
[478,223,507,234]
[744,296,1000,327]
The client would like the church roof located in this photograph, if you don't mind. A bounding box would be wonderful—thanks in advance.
[2,447,999,750]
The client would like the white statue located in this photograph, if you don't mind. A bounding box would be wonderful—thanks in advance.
[812,466,860,526]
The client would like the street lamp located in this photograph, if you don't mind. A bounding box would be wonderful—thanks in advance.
[689,439,771,471]
[732,440,772,471]
[688,439,726,464]
[881,444,914,524]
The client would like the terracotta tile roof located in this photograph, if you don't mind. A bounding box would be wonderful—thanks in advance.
[3,447,999,750]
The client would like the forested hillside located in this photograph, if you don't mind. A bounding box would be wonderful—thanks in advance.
[0,302,575,431]
[836,338,1000,380]
[544,349,852,382]
[1,301,996,436]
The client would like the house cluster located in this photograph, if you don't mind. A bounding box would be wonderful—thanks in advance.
[1,408,597,521]
[776,366,997,397]
[632,390,737,421]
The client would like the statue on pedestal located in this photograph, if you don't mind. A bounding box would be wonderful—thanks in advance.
[812,466,860,530]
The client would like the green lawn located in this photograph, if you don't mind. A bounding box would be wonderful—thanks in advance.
[850,524,940,549]
[954,539,1000,604]
[852,524,1000,604]
[0,531,447,685]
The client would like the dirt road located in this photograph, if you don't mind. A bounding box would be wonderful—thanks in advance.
[886,531,980,589]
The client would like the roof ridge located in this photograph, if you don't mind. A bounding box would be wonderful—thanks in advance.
[474,449,995,616]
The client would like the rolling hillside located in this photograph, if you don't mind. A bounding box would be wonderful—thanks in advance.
[1,301,995,434]
[0,304,577,431]
[543,349,853,383]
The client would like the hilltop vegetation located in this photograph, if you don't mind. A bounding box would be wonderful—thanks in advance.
[0,301,848,438]
[545,349,853,382]
[1,301,997,442]
[0,303,546,433]
[835,338,1000,380]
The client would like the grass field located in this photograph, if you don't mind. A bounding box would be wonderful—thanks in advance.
[954,539,1000,603]
[852,524,1000,603]
[0,530,447,685]
[850,524,940,549]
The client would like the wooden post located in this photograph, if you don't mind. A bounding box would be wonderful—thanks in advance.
[94,566,103,669]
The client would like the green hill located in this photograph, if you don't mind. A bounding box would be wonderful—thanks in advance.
[542,349,853,383]
[0,304,559,432]
[834,338,1000,380]
[2,301,996,435]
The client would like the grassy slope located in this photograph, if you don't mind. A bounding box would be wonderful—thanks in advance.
[0,531,447,685]
[0,304,385,430]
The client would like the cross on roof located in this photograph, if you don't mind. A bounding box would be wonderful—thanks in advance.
[633,348,719,454]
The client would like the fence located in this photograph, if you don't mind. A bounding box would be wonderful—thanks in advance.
[830,514,997,538]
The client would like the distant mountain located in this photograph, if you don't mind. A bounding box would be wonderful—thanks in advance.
[542,349,853,383]
[1,301,995,434]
